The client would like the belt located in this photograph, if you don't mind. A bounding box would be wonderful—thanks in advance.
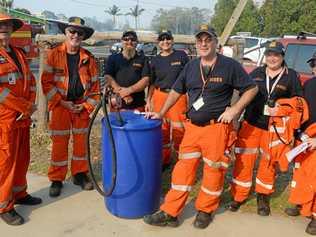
[188,119,220,127]
[155,87,171,93]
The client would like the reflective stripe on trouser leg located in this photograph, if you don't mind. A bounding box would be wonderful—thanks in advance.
[71,114,90,176]
[48,106,71,181]
[160,155,200,217]
[13,127,30,200]
[255,157,276,194]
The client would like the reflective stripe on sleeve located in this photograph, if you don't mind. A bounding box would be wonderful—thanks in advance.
[171,184,192,192]
[46,87,58,101]
[179,152,201,159]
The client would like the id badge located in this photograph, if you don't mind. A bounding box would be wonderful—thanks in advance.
[8,74,16,85]
[263,104,270,116]
[193,97,204,111]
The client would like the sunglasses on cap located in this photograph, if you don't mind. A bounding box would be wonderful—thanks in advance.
[158,35,173,41]
[122,36,137,42]
[67,28,85,37]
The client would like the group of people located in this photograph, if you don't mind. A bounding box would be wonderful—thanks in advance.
[1,13,316,237]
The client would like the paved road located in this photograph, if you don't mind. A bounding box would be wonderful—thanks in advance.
[0,173,311,237]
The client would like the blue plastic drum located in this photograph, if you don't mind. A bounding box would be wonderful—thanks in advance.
[101,111,162,218]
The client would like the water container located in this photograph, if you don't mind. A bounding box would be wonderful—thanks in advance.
[101,111,162,219]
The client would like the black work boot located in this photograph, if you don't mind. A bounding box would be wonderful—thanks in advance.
[49,181,63,197]
[0,209,24,226]
[229,200,244,212]
[284,205,301,217]
[73,172,94,190]
[143,210,179,227]
[193,211,213,229]
[257,193,270,216]
[15,194,42,205]
[306,218,316,235]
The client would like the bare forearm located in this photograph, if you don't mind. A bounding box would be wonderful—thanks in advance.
[147,85,155,101]
[105,75,120,90]
[232,86,258,113]
[159,90,182,116]
[129,76,149,93]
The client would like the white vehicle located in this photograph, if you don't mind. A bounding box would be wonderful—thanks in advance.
[230,36,269,63]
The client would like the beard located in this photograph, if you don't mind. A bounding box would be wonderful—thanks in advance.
[122,46,136,60]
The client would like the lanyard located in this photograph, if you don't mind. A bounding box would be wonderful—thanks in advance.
[265,67,285,99]
[199,57,217,94]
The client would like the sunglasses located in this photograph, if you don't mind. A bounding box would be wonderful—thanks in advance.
[196,37,214,45]
[158,35,172,41]
[67,28,85,37]
[122,36,137,42]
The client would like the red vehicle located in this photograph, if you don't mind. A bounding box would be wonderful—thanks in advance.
[10,23,39,59]
[243,32,316,84]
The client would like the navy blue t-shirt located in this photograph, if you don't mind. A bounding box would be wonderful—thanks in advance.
[244,66,303,130]
[172,54,255,124]
[105,52,150,109]
[150,50,189,90]
[301,77,316,131]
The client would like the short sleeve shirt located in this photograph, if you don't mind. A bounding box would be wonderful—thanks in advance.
[105,52,150,109]
[150,50,189,89]
[244,66,303,130]
[172,54,255,124]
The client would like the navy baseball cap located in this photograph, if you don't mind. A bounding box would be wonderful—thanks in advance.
[264,41,285,55]
[158,30,173,40]
[122,30,138,40]
[195,24,217,38]
[307,51,316,63]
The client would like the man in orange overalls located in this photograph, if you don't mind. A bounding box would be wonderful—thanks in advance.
[143,25,258,229]
[41,17,99,197]
[0,13,41,226]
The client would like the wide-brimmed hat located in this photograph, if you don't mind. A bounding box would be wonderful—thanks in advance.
[0,13,24,32]
[195,24,217,38]
[307,51,316,64]
[58,16,94,40]
[264,41,285,55]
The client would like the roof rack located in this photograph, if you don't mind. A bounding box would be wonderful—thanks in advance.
[283,32,316,40]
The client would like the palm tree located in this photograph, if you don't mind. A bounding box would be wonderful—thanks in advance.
[0,0,13,9]
[126,4,145,30]
[105,5,122,29]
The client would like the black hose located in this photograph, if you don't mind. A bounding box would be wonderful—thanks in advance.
[87,94,117,197]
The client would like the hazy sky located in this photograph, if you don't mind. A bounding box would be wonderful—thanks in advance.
[14,0,217,28]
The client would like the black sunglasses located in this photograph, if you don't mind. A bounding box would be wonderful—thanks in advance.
[67,28,85,37]
[158,35,173,41]
[122,36,137,42]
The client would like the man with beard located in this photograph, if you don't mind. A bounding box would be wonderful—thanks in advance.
[105,30,150,111]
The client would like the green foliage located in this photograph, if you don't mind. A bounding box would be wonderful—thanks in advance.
[126,4,145,29]
[151,7,210,34]
[14,8,31,15]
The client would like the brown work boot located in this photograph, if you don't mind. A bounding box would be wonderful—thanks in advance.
[143,210,179,227]
[15,194,42,206]
[193,211,214,229]
[229,200,244,212]
[284,205,301,217]
[0,209,24,226]
[257,193,270,216]
[306,218,316,235]
[73,172,94,190]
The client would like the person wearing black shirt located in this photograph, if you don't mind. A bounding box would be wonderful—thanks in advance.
[146,30,189,168]
[105,30,150,110]
[143,25,257,229]
[230,41,303,216]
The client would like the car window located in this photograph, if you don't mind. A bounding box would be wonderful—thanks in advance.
[285,44,316,74]
[245,38,259,48]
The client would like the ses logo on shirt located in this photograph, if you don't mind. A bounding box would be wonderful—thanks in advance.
[133,63,143,68]
[171,61,181,66]
[209,77,223,83]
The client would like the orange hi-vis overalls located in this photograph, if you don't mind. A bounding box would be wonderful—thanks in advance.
[152,88,187,164]
[160,121,236,216]
[289,124,316,218]
[0,46,36,213]
[41,43,99,181]
[231,97,308,202]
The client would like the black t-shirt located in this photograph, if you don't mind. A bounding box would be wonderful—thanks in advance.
[150,50,189,89]
[67,53,84,101]
[172,54,255,124]
[244,66,303,130]
[301,77,316,131]
[105,52,150,109]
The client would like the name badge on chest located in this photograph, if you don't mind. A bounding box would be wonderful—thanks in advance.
[263,104,270,116]
[193,97,204,111]
[8,73,16,85]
